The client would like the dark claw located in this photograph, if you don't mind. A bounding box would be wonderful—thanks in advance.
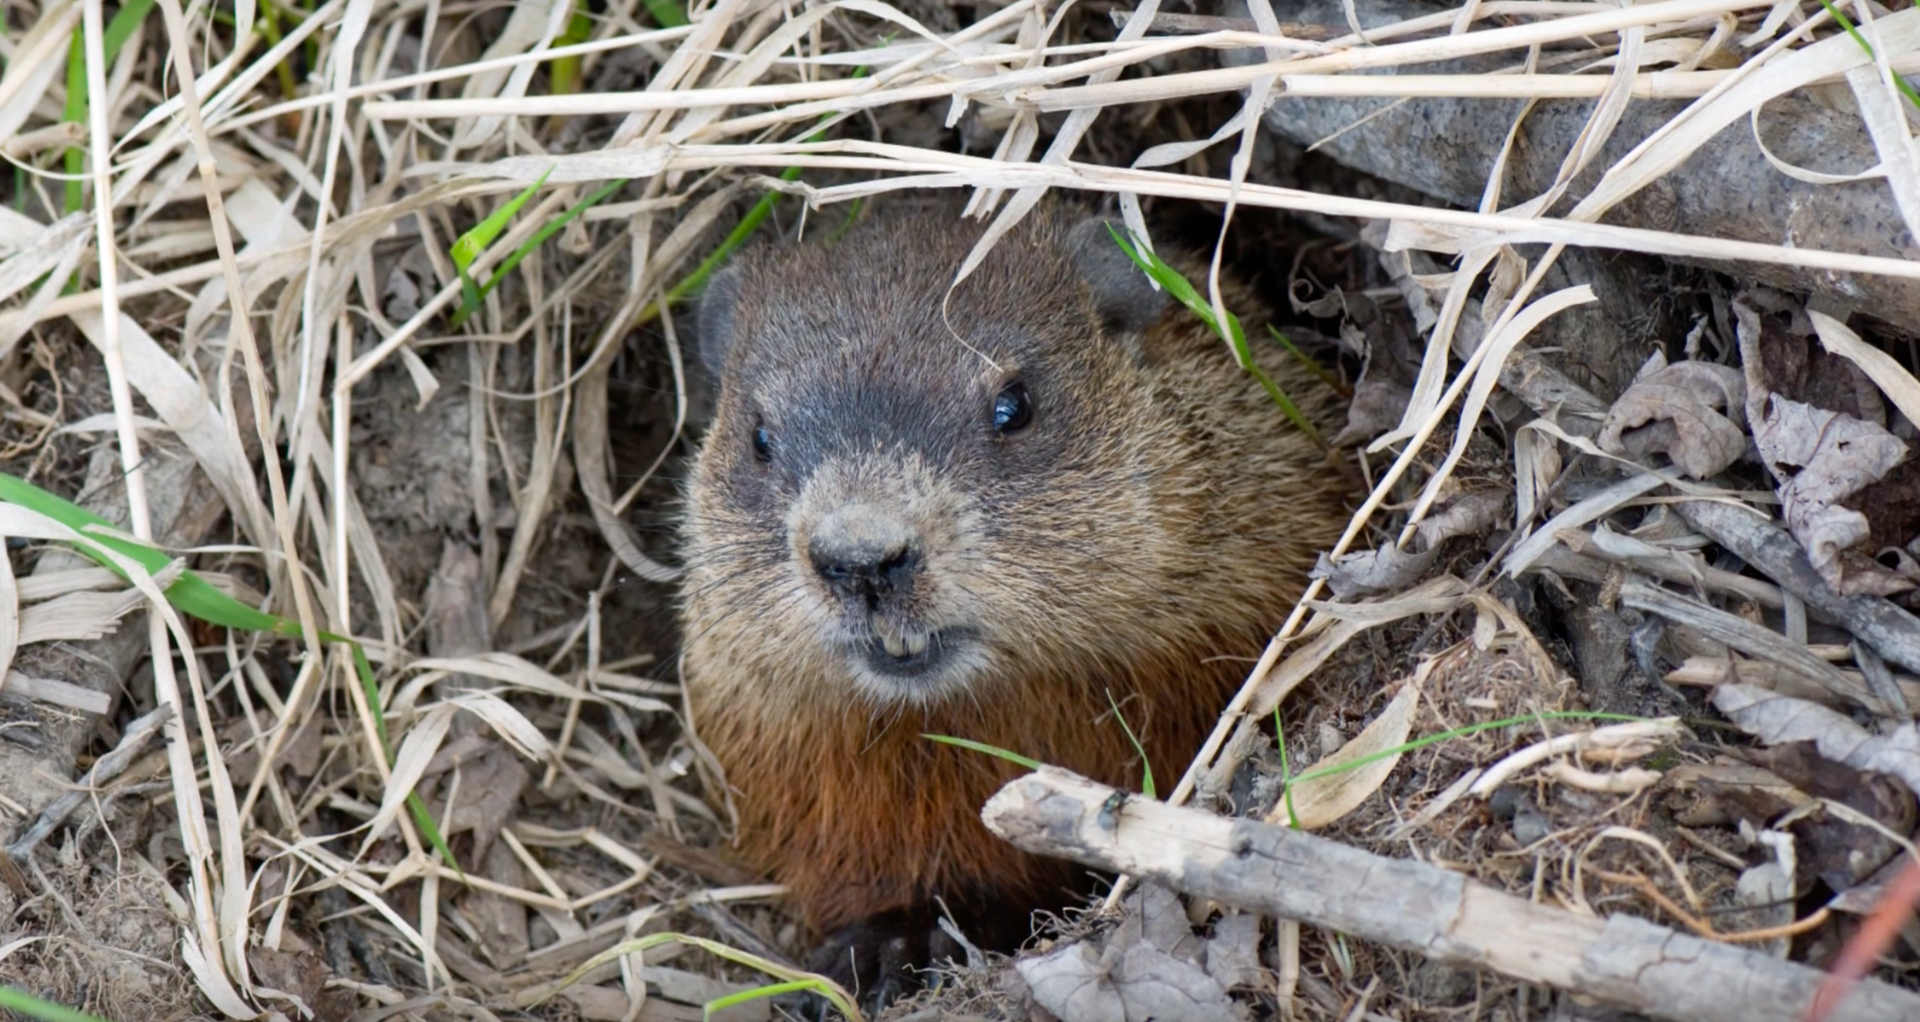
[797,905,1002,1017]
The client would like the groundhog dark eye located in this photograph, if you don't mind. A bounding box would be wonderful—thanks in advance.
[992,383,1033,435]
[751,423,773,462]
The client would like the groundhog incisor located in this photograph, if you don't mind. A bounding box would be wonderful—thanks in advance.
[682,204,1349,1006]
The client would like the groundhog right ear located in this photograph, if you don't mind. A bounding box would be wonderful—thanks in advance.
[696,265,741,375]
[1065,217,1167,339]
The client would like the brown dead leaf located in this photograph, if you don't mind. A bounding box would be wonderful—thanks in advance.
[248,946,356,1022]
[1742,742,1916,891]
[1268,677,1418,829]
[1597,355,1749,478]
[1752,394,1911,594]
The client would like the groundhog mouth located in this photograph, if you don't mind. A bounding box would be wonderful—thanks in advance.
[855,625,980,681]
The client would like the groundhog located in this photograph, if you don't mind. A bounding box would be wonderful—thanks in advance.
[681,203,1350,1006]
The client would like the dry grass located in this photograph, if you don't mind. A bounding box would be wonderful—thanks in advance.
[3,0,1920,1017]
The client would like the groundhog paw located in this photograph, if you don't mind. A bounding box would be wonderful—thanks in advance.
[801,908,962,1017]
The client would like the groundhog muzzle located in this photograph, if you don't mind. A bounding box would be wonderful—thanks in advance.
[680,205,1350,1006]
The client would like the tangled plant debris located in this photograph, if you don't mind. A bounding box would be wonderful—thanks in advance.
[5,0,1920,1019]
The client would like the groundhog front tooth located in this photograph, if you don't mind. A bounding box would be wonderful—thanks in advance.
[903,631,928,656]
[881,634,909,658]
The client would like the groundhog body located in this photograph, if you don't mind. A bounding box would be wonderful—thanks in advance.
[681,205,1348,995]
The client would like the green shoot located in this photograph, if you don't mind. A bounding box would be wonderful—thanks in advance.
[929,691,1160,799]
[554,932,862,1021]
[257,0,304,107]
[922,734,1043,771]
[636,65,876,328]
[1105,688,1156,800]
[643,0,691,28]
[1104,225,1326,449]
[451,56,877,333]
[0,987,110,1022]
[62,32,82,216]
[446,167,558,328]
[1273,706,1299,828]
[0,472,461,880]
[824,198,867,242]
[1815,0,1920,113]
[62,0,157,217]
[449,172,619,328]
[548,0,595,99]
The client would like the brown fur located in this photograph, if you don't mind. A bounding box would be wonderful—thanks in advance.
[679,205,1350,939]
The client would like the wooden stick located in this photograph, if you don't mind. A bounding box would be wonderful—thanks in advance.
[1677,499,1920,680]
[981,768,1920,1022]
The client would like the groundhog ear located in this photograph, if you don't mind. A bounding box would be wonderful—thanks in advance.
[696,265,742,375]
[1065,217,1167,339]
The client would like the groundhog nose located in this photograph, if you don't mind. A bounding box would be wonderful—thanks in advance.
[808,508,921,607]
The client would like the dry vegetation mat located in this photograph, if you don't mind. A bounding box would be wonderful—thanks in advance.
[5,0,1920,1018]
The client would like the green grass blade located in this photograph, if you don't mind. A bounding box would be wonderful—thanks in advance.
[1267,324,1351,398]
[642,0,690,27]
[257,0,303,102]
[104,0,158,53]
[1815,0,1920,112]
[0,472,296,636]
[451,167,551,271]
[548,0,594,97]
[62,32,85,217]
[704,980,819,1019]
[1274,707,1299,829]
[1282,710,1651,788]
[557,932,862,1021]
[922,734,1043,771]
[63,0,158,217]
[653,65,877,318]
[0,986,111,1022]
[451,174,623,327]
[1104,224,1325,448]
[1104,688,1156,799]
[0,471,463,878]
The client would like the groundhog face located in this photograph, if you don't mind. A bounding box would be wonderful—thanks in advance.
[683,211,1168,708]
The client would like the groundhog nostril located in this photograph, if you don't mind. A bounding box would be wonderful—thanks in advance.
[809,540,919,603]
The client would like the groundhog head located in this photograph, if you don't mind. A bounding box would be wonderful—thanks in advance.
[683,209,1172,708]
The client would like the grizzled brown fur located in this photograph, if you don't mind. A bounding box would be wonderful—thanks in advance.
[680,205,1350,977]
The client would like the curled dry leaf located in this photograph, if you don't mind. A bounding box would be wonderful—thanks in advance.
[1314,490,1505,597]
[1713,683,1920,796]
[1413,489,1508,549]
[1752,394,1911,595]
[1312,546,1433,599]
[1597,356,1749,478]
